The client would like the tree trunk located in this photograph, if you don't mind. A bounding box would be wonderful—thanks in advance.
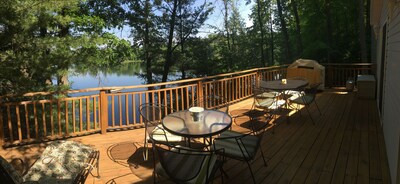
[257,0,266,67]
[223,0,232,69]
[162,0,178,83]
[269,6,274,66]
[144,0,154,87]
[276,0,292,63]
[325,0,333,62]
[291,0,303,56]
[358,0,368,62]
[57,8,70,86]
[179,1,186,79]
[366,0,371,61]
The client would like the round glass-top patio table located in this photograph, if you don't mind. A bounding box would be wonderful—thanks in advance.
[162,109,232,139]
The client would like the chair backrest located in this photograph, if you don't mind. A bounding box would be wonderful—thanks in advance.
[139,103,174,127]
[252,85,277,109]
[153,143,222,184]
[192,95,229,113]
[0,156,23,184]
[296,82,321,105]
[305,82,321,95]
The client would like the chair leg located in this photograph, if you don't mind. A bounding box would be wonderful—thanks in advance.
[246,161,256,184]
[314,101,322,115]
[304,105,315,125]
[143,140,149,161]
[260,148,267,167]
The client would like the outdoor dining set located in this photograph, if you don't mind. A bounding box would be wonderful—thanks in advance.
[140,77,322,184]
[0,78,322,184]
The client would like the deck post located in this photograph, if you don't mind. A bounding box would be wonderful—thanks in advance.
[197,80,204,100]
[99,90,108,134]
[256,70,261,86]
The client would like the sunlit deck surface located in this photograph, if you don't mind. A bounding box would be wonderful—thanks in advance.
[0,89,391,184]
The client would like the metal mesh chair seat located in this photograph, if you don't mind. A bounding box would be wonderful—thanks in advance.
[153,143,223,184]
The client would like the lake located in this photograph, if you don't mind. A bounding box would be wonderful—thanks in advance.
[68,63,182,92]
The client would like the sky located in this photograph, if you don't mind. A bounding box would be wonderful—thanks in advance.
[198,0,254,36]
[111,0,254,41]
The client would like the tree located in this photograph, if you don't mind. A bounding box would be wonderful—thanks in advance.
[157,0,212,82]
[125,0,162,85]
[256,0,266,66]
[291,0,303,56]
[0,0,133,96]
[276,0,292,63]
[357,0,368,62]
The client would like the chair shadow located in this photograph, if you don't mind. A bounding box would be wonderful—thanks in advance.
[106,141,155,183]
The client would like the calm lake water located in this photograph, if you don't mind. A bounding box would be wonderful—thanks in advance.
[68,63,181,92]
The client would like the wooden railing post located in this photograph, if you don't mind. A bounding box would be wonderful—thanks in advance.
[197,80,204,100]
[99,90,108,134]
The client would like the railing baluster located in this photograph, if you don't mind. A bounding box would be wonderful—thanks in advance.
[118,94,122,126]
[99,90,108,134]
[50,101,54,137]
[65,101,68,135]
[34,102,39,138]
[111,95,115,127]
[79,98,83,132]
[0,101,3,146]
[132,93,136,125]
[86,97,90,130]
[43,102,47,137]
[125,94,129,125]
[72,100,76,133]
[93,97,97,129]
[16,105,21,142]
[7,105,13,143]
[24,104,30,141]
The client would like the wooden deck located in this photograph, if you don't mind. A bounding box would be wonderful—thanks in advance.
[0,89,391,184]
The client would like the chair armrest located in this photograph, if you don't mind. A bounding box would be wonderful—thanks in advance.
[9,158,28,176]
[73,150,100,184]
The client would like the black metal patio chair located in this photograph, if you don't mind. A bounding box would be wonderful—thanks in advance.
[211,113,273,184]
[152,142,225,184]
[139,103,184,161]
[288,82,322,124]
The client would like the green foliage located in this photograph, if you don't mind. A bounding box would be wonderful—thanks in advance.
[0,0,134,96]
[0,0,371,94]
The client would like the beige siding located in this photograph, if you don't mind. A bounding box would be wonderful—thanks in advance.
[379,2,400,183]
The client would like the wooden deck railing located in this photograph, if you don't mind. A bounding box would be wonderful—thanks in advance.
[324,63,374,87]
[0,63,374,146]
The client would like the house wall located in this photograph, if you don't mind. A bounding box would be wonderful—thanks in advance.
[374,0,400,183]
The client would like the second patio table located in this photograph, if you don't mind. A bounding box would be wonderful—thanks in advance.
[260,79,309,110]
[260,79,309,91]
[162,109,232,140]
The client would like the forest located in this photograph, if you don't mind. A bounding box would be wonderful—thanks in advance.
[0,0,371,96]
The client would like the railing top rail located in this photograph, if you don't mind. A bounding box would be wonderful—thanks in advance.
[322,63,375,66]
[1,65,289,98]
